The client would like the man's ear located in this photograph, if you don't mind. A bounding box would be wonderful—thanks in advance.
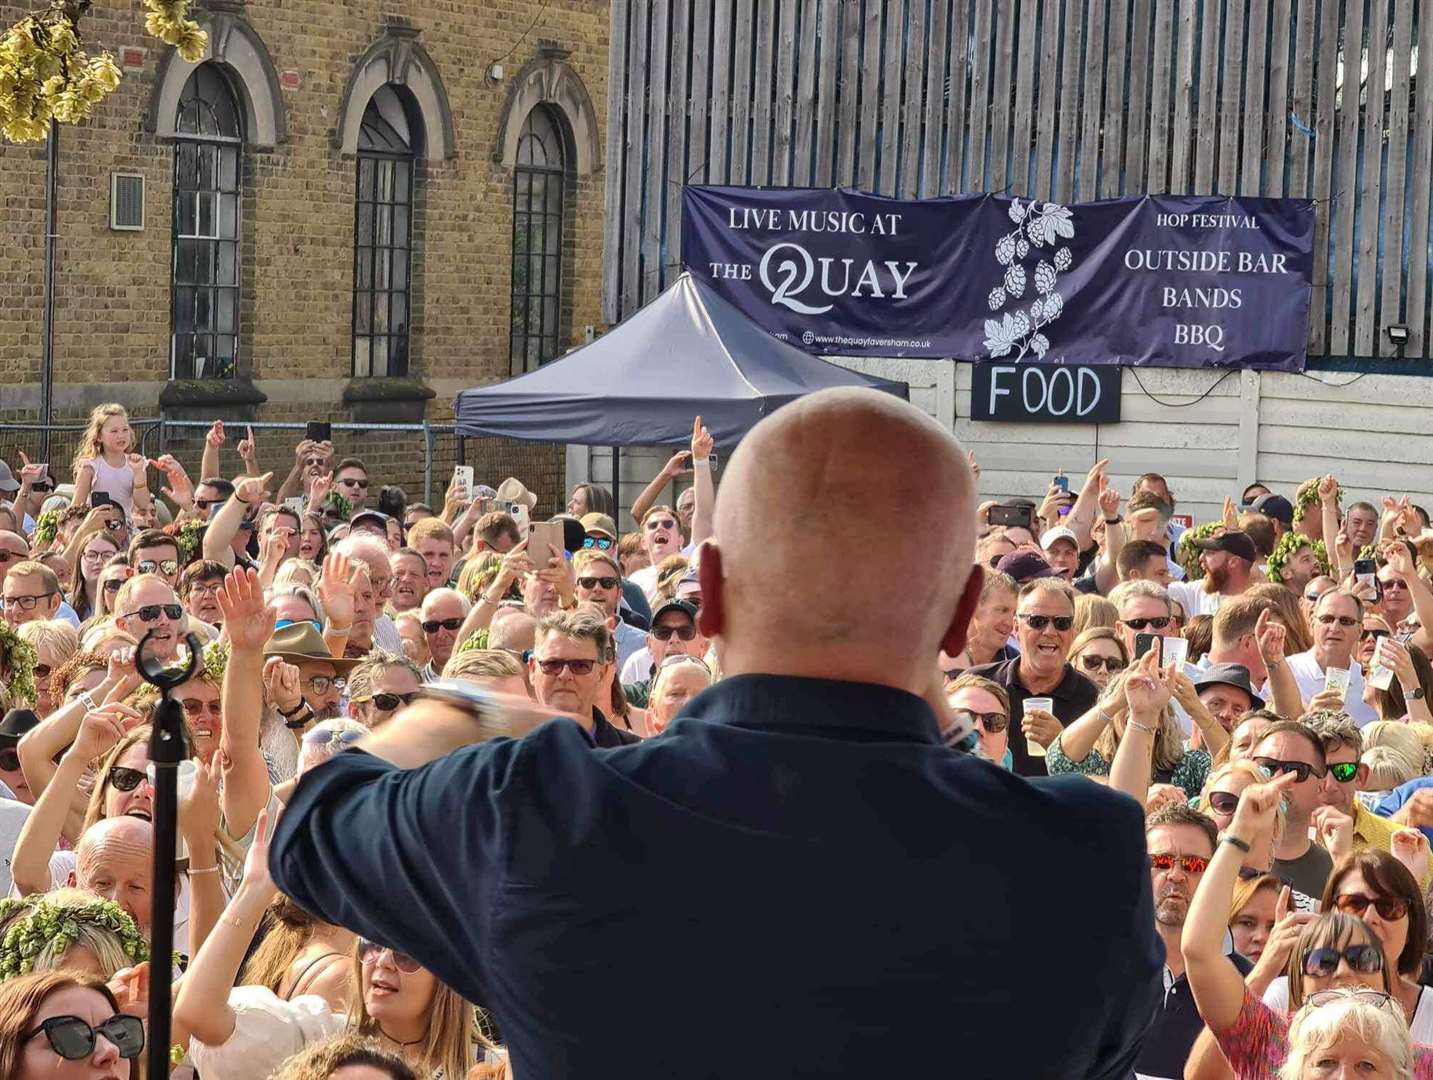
[939,565,985,659]
[695,542,724,641]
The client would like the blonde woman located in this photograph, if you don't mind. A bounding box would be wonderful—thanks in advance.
[1072,594,1117,637]
[1280,992,1414,1079]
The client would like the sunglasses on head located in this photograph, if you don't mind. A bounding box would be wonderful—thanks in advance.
[536,658,596,675]
[368,691,419,712]
[421,617,464,633]
[23,1013,144,1061]
[1122,616,1171,630]
[1302,943,1384,977]
[108,766,146,793]
[125,603,182,622]
[137,559,179,576]
[1150,852,1210,875]
[1017,613,1074,631]
[1253,756,1326,783]
[950,707,1008,733]
[358,938,421,973]
[1078,655,1125,673]
[1334,892,1410,922]
[1206,790,1241,816]
[577,576,619,591]
[652,623,697,641]
[582,536,614,551]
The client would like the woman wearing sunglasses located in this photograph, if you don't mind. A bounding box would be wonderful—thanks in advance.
[1183,769,1433,1077]
[1067,627,1128,690]
[180,812,487,1079]
[0,970,143,1078]
[1048,654,1213,800]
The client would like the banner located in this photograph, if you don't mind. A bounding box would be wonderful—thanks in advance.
[681,186,1315,371]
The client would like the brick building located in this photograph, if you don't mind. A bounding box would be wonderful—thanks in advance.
[0,0,611,508]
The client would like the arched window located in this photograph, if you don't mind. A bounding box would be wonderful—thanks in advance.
[353,85,417,377]
[510,106,567,373]
[172,64,242,380]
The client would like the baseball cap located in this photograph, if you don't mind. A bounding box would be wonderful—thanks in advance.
[350,510,390,532]
[1250,494,1295,528]
[1040,526,1079,551]
[581,512,618,540]
[994,550,1055,583]
[1193,663,1265,710]
[1192,530,1259,563]
[0,709,39,750]
[651,597,698,624]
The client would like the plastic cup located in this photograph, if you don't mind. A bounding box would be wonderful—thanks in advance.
[1023,697,1054,757]
[147,760,197,799]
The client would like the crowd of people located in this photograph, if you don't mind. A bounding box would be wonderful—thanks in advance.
[1,393,1433,1076]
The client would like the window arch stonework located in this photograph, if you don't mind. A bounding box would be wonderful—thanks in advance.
[494,53,601,176]
[334,27,454,162]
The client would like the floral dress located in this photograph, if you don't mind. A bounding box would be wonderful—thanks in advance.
[1214,986,1433,1079]
[1046,738,1211,800]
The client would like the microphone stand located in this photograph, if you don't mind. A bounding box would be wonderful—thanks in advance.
[137,630,201,1077]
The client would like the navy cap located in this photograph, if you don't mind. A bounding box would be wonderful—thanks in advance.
[994,550,1055,583]
[1251,493,1295,528]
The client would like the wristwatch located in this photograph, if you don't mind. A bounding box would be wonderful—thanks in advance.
[1104,516,1122,524]
[1409,687,1426,701]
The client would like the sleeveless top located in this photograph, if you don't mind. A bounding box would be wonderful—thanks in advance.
[88,455,135,515]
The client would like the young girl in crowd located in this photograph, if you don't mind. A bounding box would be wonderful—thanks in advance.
[70,404,150,520]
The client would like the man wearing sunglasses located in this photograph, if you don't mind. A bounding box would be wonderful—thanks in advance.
[581,512,651,629]
[1286,589,1379,727]
[347,650,424,728]
[1138,804,1253,1079]
[969,577,1099,776]
[1252,720,1335,898]
[574,549,647,667]
[529,607,637,747]
[621,598,707,709]
[127,529,183,588]
[944,673,1011,769]
[113,574,187,662]
[1306,714,1432,887]
[333,457,372,512]
[419,588,470,679]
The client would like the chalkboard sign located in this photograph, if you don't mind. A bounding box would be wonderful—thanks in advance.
[969,363,1122,424]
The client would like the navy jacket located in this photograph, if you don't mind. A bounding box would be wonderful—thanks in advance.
[271,674,1162,1079]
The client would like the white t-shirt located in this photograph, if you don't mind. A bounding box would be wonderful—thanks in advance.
[0,798,30,895]
[1167,580,1224,619]
[1284,649,1379,726]
[627,564,660,603]
[1264,977,1433,1040]
[621,647,653,685]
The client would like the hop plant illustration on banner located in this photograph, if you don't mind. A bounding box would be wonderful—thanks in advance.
[984,199,1076,361]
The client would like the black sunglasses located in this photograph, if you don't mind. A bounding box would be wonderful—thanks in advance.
[108,765,147,793]
[1253,755,1327,783]
[950,707,1008,734]
[102,578,125,592]
[536,658,596,675]
[1122,616,1171,630]
[29,481,54,493]
[652,624,697,641]
[23,1014,144,1060]
[125,603,182,622]
[1328,761,1360,783]
[1078,655,1126,673]
[370,691,420,712]
[577,576,619,590]
[421,617,464,633]
[1303,944,1383,977]
[1017,613,1074,631]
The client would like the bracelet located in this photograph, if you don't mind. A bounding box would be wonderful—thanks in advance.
[1221,834,1252,854]
[1104,516,1122,524]
[221,912,252,930]
[1127,719,1158,734]
[188,865,220,876]
[1096,708,1115,726]
[278,700,308,718]
[326,623,352,634]
[482,592,504,605]
[77,691,99,712]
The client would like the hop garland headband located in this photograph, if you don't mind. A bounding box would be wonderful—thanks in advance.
[1265,531,1332,583]
[0,621,38,706]
[1175,521,1221,581]
[1293,477,1343,526]
[31,507,62,549]
[0,895,148,979]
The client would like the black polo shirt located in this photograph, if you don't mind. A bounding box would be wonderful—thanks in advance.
[1134,951,1254,1080]
[966,657,1100,777]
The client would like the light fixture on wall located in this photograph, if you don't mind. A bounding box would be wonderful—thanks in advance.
[1387,324,1410,355]
[485,62,504,86]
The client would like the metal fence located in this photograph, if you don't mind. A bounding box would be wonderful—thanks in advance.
[0,420,568,512]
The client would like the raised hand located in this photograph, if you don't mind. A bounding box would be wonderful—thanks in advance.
[1313,804,1355,862]
[1318,474,1339,505]
[237,425,257,464]
[233,471,273,506]
[69,703,139,764]
[102,647,143,706]
[967,449,981,483]
[691,415,714,462]
[153,454,194,508]
[1145,783,1187,816]
[1229,768,1300,844]
[178,755,223,843]
[1392,828,1430,883]
[1254,607,1288,667]
[1098,485,1121,521]
[106,962,149,1022]
[216,568,275,653]
[661,450,693,479]
[1385,542,1416,579]
[239,807,279,898]
[1124,651,1173,715]
[205,420,226,448]
[15,451,45,488]
[1259,885,1317,975]
[1081,458,1111,496]
[317,552,357,629]
[262,657,303,714]
[1222,496,1239,530]
[307,470,332,508]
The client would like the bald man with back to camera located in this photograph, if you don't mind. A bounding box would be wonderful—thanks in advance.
[270,388,1161,1079]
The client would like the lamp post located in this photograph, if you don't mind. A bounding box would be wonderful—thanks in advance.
[39,116,58,462]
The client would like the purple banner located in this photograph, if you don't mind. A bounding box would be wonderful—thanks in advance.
[681,186,1314,370]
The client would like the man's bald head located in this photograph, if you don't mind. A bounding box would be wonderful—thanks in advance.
[700,388,981,692]
[73,816,156,934]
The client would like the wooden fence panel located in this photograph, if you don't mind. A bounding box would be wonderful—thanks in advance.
[601,0,1427,365]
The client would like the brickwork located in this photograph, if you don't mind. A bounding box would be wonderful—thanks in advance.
[0,0,604,504]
